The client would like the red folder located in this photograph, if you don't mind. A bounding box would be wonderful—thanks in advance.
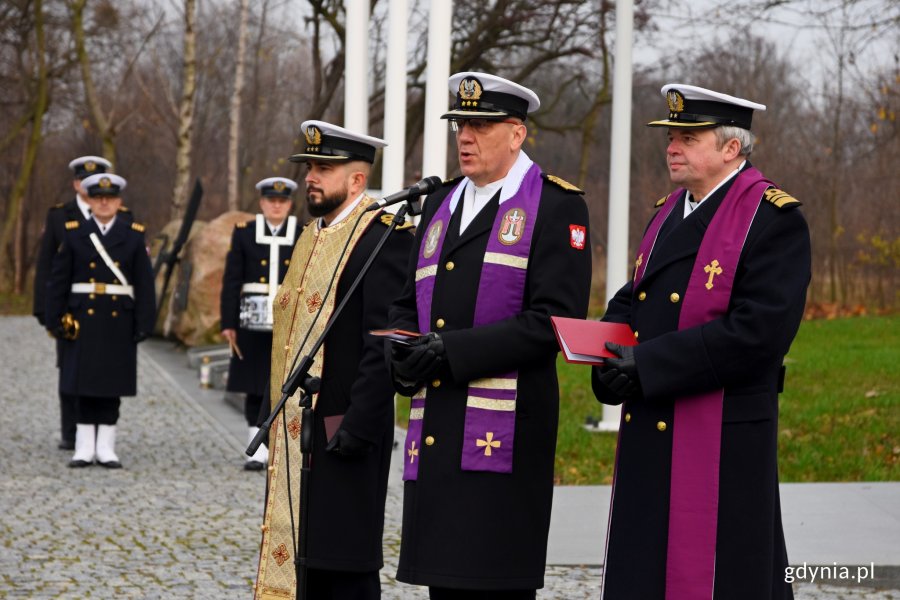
[550,316,637,365]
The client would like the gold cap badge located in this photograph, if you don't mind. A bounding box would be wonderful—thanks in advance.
[666,90,685,116]
[99,177,111,188]
[304,126,322,146]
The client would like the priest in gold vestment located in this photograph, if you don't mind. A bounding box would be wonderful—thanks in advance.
[254,121,414,600]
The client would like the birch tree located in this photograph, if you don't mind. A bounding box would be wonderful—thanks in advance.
[226,0,250,211]
[171,0,198,221]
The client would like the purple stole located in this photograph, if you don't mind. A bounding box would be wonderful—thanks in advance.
[404,163,543,481]
[631,167,773,598]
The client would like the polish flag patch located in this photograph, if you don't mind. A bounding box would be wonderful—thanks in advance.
[569,225,586,250]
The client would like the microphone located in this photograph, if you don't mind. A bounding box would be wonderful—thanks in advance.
[365,176,443,212]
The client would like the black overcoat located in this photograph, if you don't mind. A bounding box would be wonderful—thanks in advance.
[260,216,414,572]
[595,165,809,599]
[389,175,592,590]
[221,220,296,396]
[45,218,156,398]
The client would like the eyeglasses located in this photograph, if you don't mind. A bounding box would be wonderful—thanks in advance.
[449,118,522,134]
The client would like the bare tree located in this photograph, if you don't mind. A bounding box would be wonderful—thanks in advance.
[171,0,198,221]
[0,0,49,293]
[226,0,250,211]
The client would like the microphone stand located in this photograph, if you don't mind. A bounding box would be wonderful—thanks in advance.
[247,198,420,600]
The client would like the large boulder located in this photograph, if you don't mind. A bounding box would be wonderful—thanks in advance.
[157,211,253,346]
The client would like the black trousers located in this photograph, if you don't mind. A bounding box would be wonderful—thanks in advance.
[76,396,121,425]
[60,392,77,442]
[304,568,380,600]
[245,393,263,426]
[429,588,536,599]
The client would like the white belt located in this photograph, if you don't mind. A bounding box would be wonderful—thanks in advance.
[71,282,134,297]
[241,283,270,294]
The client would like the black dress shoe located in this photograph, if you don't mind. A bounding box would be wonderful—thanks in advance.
[244,460,265,471]
[68,459,93,468]
[98,460,123,469]
[58,440,76,451]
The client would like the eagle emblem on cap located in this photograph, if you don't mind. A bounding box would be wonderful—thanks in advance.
[304,126,322,146]
[273,181,286,192]
[459,78,483,107]
[99,177,112,188]
[85,161,97,172]
[666,90,685,115]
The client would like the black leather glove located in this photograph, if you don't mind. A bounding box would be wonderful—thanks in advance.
[604,342,637,379]
[592,342,641,402]
[133,331,149,343]
[392,332,445,382]
[325,428,372,457]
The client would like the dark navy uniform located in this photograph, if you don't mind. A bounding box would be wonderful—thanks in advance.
[45,217,156,401]
[389,174,592,592]
[594,84,807,600]
[220,219,296,420]
[33,155,133,448]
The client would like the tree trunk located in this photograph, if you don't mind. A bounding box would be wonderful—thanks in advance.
[171,0,198,221]
[226,0,250,211]
[69,0,116,166]
[577,7,612,190]
[0,0,49,293]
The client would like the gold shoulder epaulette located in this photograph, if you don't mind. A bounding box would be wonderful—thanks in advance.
[131,222,146,233]
[65,220,79,230]
[52,203,65,209]
[654,196,668,207]
[380,213,414,231]
[236,221,248,229]
[543,174,583,194]
[118,206,131,213]
[443,175,464,186]
[763,188,801,209]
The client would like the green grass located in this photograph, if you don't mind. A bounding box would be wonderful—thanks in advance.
[0,291,32,315]
[397,316,899,484]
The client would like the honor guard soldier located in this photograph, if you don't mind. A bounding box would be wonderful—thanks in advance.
[220,176,299,471]
[387,73,592,598]
[33,156,133,450]
[254,121,413,600]
[592,85,810,599]
[45,173,156,469]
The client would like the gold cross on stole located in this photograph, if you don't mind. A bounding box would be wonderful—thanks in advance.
[408,441,419,463]
[476,432,501,457]
[704,259,723,290]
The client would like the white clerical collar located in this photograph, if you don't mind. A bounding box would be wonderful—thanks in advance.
[684,160,746,217]
[449,150,534,214]
[93,214,116,235]
[76,196,91,220]
[319,192,365,229]
[459,179,504,233]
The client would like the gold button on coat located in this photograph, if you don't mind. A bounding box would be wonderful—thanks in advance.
[284,259,290,265]
[261,259,267,266]
[633,331,639,339]
[260,277,267,283]
[624,413,631,423]
[436,318,445,329]
[425,436,435,446]
[446,261,455,271]
[432,379,441,388]
[670,292,680,303]
[638,291,647,301]
[89,293,95,300]
[87,308,95,316]
[89,262,96,269]
[657,421,667,432]
[111,311,118,317]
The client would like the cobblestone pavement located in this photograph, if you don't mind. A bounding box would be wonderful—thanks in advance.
[0,317,895,598]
